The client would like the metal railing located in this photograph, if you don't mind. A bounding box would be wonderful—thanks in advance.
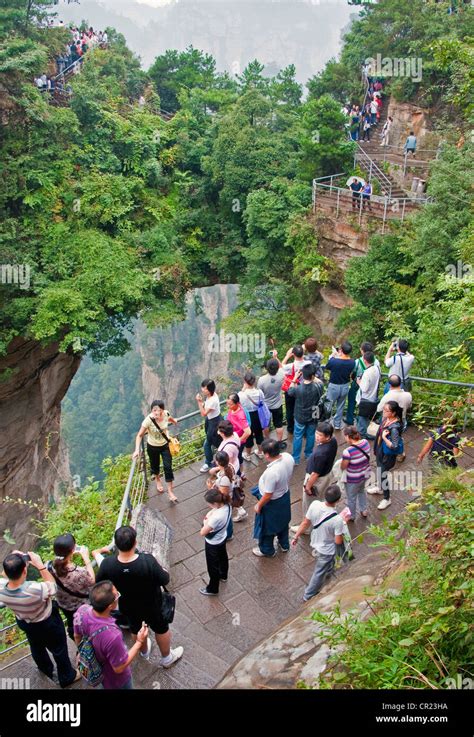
[354,144,393,198]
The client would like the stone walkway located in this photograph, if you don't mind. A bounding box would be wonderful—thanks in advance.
[5,425,460,690]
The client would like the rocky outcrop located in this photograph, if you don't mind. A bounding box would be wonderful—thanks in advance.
[0,338,80,558]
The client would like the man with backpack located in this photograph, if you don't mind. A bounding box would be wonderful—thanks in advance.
[291,485,345,601]
[74,580,148,689]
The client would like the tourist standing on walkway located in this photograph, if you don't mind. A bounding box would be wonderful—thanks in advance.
[74,581,148,689]
[362,117,371,141]
[288,364,323,464]
[325,342,356,430]
[355,351,381,438]
[290,421,338,534]
[133,400,178,503]
[281,344,309,435]
[417,419,461,469]
[206,449,243,536]
[304,337,324,381]
[48,533,95,640]
[212,420,241,475]
[341,427,371,521]
[291,485,344,601]
[199,489,231,596]
[226,393,251,471]
[95,526,183,668]
[258,358,285,445]
[349,178,363,210]
[370,97,378,126]
[404,131,417,157]
[239,372,266,461]
[0,552,79,687]
[367,401,404,510]
[384,339,414,392]
[197,379,222,473]
[377,375,412,430]
[252,440,295,557]
[381,116,393,146]
[346,342,377,425]
[362,181,372,210]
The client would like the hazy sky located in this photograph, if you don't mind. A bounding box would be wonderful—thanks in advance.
[57,0,356,82]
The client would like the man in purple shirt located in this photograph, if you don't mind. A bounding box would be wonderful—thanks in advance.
[74,580,148,689]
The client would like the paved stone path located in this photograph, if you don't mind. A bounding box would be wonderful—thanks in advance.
[6,425,465,690]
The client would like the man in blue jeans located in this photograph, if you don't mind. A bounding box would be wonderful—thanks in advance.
[325,342,356,430]
[288,364,323,464]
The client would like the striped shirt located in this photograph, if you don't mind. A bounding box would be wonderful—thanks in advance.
[342,440,371,484]
[0,579,56,623]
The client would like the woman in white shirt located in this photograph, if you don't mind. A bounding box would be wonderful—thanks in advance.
[199,489,231,596]
[238,372,265,461]
[196,379,222,473]
[133,400,178,503]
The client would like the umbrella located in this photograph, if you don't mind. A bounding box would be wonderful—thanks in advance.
[346,176,366,186]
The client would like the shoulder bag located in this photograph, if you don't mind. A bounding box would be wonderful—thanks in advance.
[150,416,181,457]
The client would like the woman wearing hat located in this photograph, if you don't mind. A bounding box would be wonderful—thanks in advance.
[48,534,95,639]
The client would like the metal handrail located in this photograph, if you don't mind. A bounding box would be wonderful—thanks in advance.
[354,143,393,197]
[313,181,432,205]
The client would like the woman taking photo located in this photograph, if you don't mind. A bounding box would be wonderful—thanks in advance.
[48,533,95,640]
[133,400,178,503]
[367,401,403,511]
[238,372,266,461]
[196,379,222,473]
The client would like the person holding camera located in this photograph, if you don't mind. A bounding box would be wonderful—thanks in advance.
[384,339,414,392]
[367,401,404,510]
[281,345,310,435]
[258,357,285,445]
[47,533,95,640]
[0,551,79,687]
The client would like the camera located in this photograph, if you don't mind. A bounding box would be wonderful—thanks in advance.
[392,339,399,350]
[74,545,84,555]
[21,553,31,563]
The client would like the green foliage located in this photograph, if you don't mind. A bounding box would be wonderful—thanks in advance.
[311,469,474,689]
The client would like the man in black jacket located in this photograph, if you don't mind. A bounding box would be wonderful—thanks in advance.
[94,526,183,668]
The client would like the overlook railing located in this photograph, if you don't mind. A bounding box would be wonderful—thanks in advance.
[1,380,472,671]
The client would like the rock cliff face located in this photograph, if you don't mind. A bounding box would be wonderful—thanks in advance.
[0,339,80,558]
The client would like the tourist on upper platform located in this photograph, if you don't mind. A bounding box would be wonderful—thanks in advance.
[417,419,461,469]
[369,97,378,126]
[133,399,178,503]
[341,426,371,521]
[252,440,295,557]
[367,401,404,510]
[325,342,356,430]
[355,351,381,438]
[349,178,363,210]
[404,132,417,158]
[377,374,412,429]
[290,421,338,534]
[384,338,414,392]
[258,358,285,446]
[362,181,372,210]
[95,526,183,668]
[74,580,148,689]
[47,533,95,640]
[0,552,79,688]
[196,379,222,474]
[239,372,266,461]
[288,363,323,465]
[291,484,345,601]
[199,489,231,596]
[280,344,309,435]
[362,117,371,141]
[381,116,393,147]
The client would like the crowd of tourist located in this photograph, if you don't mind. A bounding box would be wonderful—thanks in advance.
[0,334,464,689]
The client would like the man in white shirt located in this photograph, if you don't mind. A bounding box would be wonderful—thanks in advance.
[253,440,295,557]
[291,485,344,601]
[384,339,414,391]
[356,351,381,438]
[377,374,412,430]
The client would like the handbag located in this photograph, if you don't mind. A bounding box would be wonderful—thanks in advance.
[47,562,90,599]
[248,393,271,429]
[231,477,245,508]
[150,417,181,457]
[358,398,378,418]
[161,587,176,624]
